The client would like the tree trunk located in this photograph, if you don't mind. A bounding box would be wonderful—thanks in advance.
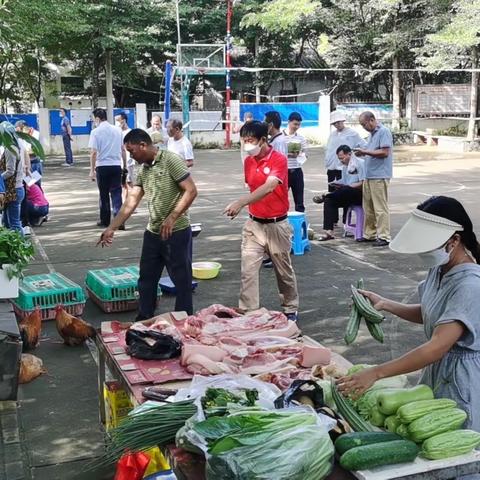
[105,50,114,123]
[91,53,100,109]
[467,47,478,142]
[392,55,401,131]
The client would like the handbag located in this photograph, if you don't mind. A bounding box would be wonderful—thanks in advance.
[0,149,20,203]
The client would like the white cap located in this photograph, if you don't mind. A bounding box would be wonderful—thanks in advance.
[389,209,463,254]
[330,111,346,124]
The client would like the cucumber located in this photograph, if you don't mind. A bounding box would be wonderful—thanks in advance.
[366,319,385,343]
[335,431,401,456]
[351,285,385,323]
[340,439,419,471]
[344,304,361,345]
[377,384,434,415]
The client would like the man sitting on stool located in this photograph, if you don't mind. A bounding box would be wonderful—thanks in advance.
[313,145,364,241]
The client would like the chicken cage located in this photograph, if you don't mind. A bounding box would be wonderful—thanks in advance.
[10,272,86,321]
[85,265,162,313]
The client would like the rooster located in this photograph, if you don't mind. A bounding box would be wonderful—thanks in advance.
[19,307,42,351]
[55,305,96,346]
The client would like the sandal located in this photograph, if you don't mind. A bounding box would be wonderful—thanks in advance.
[318,233,335,241]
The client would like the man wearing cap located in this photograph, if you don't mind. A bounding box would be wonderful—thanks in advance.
[324,111,366,191]
[337,195,480,434]
[354,111,393,247]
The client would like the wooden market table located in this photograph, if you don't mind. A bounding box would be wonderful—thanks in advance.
[95,332,480,479]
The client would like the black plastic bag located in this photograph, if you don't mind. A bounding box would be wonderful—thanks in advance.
[125,329,181,360]
[274,379,324,409]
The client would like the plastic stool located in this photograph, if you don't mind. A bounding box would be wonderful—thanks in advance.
[287,212,311,255]
[343,205,364,240]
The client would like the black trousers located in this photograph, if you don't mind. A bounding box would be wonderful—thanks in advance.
[324,186,362,231]
[288,168,305,212]
[327,170,343,223]
[96,165,123,226]
[138,228,193,318]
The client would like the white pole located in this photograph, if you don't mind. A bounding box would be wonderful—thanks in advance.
[175,0,182,65]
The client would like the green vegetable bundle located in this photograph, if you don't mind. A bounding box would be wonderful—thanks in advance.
[194,410,334,480]
[101,400,196,465]
[201,387,258,416]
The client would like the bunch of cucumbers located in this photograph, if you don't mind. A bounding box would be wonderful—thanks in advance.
[344,279,385,345]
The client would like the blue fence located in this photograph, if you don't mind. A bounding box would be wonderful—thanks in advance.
[240,103,319,128]
[50,108,136,135]
[0,113,39,130]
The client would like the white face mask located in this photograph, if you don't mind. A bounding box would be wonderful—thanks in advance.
[244,142,261,157]
[417,245,451,268]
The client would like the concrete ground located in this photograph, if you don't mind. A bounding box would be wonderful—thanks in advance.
[2,144,480,479]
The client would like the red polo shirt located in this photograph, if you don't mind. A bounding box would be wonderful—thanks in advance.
[244,147,289,218]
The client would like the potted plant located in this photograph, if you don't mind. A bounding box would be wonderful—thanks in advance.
[0,228,35,298]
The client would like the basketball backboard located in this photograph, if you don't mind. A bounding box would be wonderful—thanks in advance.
[176,43,226,76]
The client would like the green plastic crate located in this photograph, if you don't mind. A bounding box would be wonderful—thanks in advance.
[85,265,160,301]
[12,273,86,310]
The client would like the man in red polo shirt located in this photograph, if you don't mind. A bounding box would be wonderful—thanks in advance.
[224,121,299,321]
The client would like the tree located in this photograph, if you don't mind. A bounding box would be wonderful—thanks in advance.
[420,0,480,140]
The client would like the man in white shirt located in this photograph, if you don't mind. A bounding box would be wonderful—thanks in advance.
[325,111,366,187]
[115,112,133,187]
[264,110,288,157]
[322,110,366,223]
[167,119,194,167]
[89,108,125,229]
[147,114,166,147]
[283,112,308,212]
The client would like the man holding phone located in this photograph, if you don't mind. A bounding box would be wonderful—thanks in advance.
[354,111,393,247]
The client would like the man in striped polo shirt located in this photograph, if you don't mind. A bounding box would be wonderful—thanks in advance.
[98,129,198,318]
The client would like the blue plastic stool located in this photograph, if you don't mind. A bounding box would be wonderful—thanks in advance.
[287,212,311,255]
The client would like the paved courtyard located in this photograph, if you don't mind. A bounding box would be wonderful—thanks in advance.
[2,144,480,479]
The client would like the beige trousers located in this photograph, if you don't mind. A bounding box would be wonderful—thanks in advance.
[362,179,391,241]
[239,219,299,314]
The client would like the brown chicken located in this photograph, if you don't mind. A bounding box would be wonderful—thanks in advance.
[55,305,96,346]
[19,307,42,351]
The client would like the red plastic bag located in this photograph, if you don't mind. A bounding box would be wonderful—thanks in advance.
[114,451,151,480]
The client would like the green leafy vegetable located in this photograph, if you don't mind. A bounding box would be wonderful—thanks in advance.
[0,228,35,279]
[195,410,334,479]
[201,387,258,416]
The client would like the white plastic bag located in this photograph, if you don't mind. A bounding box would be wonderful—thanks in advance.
[174,374,281,419]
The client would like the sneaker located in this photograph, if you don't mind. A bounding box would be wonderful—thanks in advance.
[262,258,273,268]
[286,312,298,322]
[33,216,47,227]
[23,226,31,235]
[312,195,325,204]
[373,239,390,247]
[61,163,73,167]
[118,224,126,231]
[96,221,109,227]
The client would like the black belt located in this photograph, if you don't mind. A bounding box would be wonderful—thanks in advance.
[249,214,287,224]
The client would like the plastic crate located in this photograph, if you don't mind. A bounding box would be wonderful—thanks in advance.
[11,273,86,321]
[86,265,149,301]
[11,301,84,322]
[85,266,162,313]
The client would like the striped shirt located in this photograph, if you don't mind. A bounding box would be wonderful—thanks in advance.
[135,150,190,234]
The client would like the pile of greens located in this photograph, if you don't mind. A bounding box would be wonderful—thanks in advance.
[0,228,34,279]
[194,410,334,480]
[201,387,258,417]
